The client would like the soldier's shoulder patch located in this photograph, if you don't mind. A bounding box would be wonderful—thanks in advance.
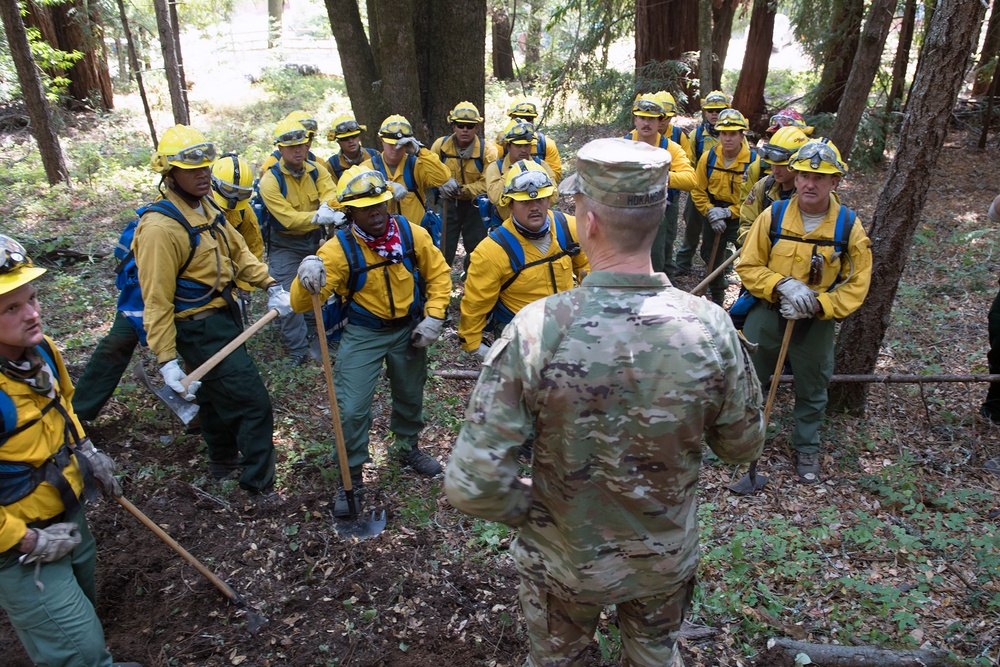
[745,188,756,206]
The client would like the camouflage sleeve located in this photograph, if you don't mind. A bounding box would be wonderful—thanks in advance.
[704,308,765,464]
[444,334,535,527]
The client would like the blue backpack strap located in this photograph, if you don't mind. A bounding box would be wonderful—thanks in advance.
[489,226,526,276]
[551,211,581,257]
[769,200,788,240]
[744,149,757,178]
[706,150,718,180]
[695,126,705,160]
[671,125,683,144]
[370,152,387,178]
[658,135,669,150]
[833,206,855,254]
[329,156,345,179]
[475,137,485,173]
[0,341,61,445]
[403,155,424,207]
[536,133,547,159]
[270,164,287,197]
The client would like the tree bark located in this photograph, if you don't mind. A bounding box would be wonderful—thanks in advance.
[767,638,963,666]
[731,0,775,133]
[267,0,282,49]
[167,0,189,116]
[152,0,188,125]
[978,52,999,149]
[711,0,738,92]
[116,0,157,146]
[972,0,1000,96]
[810,0,865,114]
[491,3,514,80]
[524,0,543,77]
[636,0,699,68]
[699,0,713,100]
[0,0,70,185]
[423,0,487,140]
[887,0,918,113]
[830,0,989,414]
[373,0,422,133]
[828,0,896,157]
[323,0,382,146]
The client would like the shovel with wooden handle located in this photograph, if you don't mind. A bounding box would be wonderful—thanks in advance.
[134,309,279,424]
[310,292,386,540]
[728,319,795,495]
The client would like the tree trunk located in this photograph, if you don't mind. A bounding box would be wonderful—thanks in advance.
[267,0,282,49]
[972,0,1000,96]
[152,0,188,125]
[636,0,699,68]
[491,3,514,80]
[711,0,738,92]
[905,0,936,112]
[116,0,157,146]
[699,0,713,99]
[423,0,487,139]
[167,0,189,116]
[768,638,963,666]
[324,0,383,146]
[830,0,989,414]
[731,0,775,133]
[828,0,896,157]
[373,0,422,132]
[887,0,918,112]
[524,0,543,77]
[810,0,865,114]
[0,0,69,185]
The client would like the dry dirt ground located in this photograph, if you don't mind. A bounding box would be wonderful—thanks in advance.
[1,130,998,667]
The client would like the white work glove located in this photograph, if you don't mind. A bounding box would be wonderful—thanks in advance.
[312,202,342,226]
[267,284,293,317]
[389,182,408,201]
[297,255,326,294]
[476,343,491,360]
[410,316,445,348]
[779,298,814,320]
[75,438,122,497]
[775,277,819,315]
[439,178,461,200]
[160,359,199,402]
[708,207,731,223]
[20,522,81,565]
[710,217,727,234]
[396,137,421,155]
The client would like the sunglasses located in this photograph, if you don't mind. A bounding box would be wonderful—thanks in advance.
[453,122,478,129]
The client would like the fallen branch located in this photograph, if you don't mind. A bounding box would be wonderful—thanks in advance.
[430,370,1000,383]
[767,637,962,666]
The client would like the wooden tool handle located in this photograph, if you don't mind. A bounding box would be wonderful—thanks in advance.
[764,321,795,425]
[691,248,741,296]
[182,309,279,389]
[310,294,355,493]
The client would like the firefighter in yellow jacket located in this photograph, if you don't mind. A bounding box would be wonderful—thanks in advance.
[363,114,451,231]
[460,160,589,356]
[495,99,563,181]
[135,125,293,499]
[211,154,264,291]
[737,126,810,245]
[690,108,755,305]
[484,120,558,224]
[261,110,319,172]
[323,113,379,185]
[0,235,142,666]
[624,94,697,278]
[736,140,871,484]
[431,101,499,271]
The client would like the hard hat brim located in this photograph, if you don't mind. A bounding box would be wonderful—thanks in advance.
[633,111,665,118]
[0,265,46,295]
[340,189,393,208]
[506,186,555,202]
[168,158,215,169]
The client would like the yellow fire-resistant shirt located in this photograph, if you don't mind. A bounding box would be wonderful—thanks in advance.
[258,159,337,234]
[622,130,697,193]
[691,142,756,218]
[430,135,499,200]
[223,207,264,292]
[484,156,559,223]
[361,148,451,227]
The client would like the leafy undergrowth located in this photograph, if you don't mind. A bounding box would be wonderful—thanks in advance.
[1,94,999,665]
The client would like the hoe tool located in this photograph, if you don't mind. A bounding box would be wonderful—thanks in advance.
[135,309,279,424]
[116,496,268,633]
[311,293,386,540]
[729,320,795,495]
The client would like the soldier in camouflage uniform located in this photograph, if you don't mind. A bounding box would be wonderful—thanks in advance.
[445,138,765,667]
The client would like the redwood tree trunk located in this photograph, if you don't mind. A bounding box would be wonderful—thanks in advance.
[711,0,738,92]
[373,0,422,133]
[887,0,918,112]
[636,0,699,68]
[0,0,69,185]
[491,3,514,80]
[830,0,989,414]
[731,0,775,133]
[267,0,282,49]
[699,0,713,98]
[810,0,865,114]
[423,0,487,140]
[972,0,1000,96]
[828,0,896,157]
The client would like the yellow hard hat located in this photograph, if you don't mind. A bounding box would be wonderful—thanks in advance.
[759,127,809,165]
[337,166,393,208]
[448,101,483,124]
[0,235,46,296]
[788,139,848,175]
[714,108,748,131]
[632,93,666,118]
[502,160,554,204]
[502,119,536,145]
[507,99,539,120]
[654,91,677,116]
[285,110,318,138]
[378,115,413,145]
[701,90,731,110]
[211,154,255,211]
[151,125,216,174]
[328,113,366,141]
[273,119,310,147]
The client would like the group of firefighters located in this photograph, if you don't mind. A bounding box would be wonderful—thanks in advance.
[0,88,877,665]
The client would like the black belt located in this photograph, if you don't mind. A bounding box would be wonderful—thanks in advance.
[185,307,229,321]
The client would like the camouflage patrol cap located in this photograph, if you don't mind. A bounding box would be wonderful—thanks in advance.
[558,137,671,208]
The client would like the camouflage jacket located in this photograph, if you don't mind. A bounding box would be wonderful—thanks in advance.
[445,271,765,604]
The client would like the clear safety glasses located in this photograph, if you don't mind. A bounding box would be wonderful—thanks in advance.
[275,129,309,146]
[632,99,665,116]
[758,144,795,164]
[339,171,389,204]
[790,143,845,172]
[168,142,216,165]
[380,120,413,141]
[505,168,552,199]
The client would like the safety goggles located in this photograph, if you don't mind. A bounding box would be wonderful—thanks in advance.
[0,243,30,275]
[769,113,802,129]
[504,168,552,199]
[334,119,363,137]
[790,142,844,172]
[510,103,538,118]
[297,118,318,133]
[451,106,480,123]
[659,100,677,115]
[212,176,253,202]
[758,144,795,164]
[275,128,309,146]
[168,142,216,165]
[380,120,413,140]
[453,121,477,130]
[504,123,535,144]
[339,171,389,204]
[632,99,665,116]
[703,93,728,108]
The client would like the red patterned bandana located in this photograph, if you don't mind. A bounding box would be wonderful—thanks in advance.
[353,217,404,263]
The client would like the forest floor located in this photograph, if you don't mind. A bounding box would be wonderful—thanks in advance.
[0,86,998,665]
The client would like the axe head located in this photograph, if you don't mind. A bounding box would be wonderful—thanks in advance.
[132,360,199,425]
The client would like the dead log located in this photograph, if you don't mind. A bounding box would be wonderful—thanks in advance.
[430,370,1000,383]
[767,638,962,666]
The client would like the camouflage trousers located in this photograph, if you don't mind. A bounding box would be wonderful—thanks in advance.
[518,576,693,667]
